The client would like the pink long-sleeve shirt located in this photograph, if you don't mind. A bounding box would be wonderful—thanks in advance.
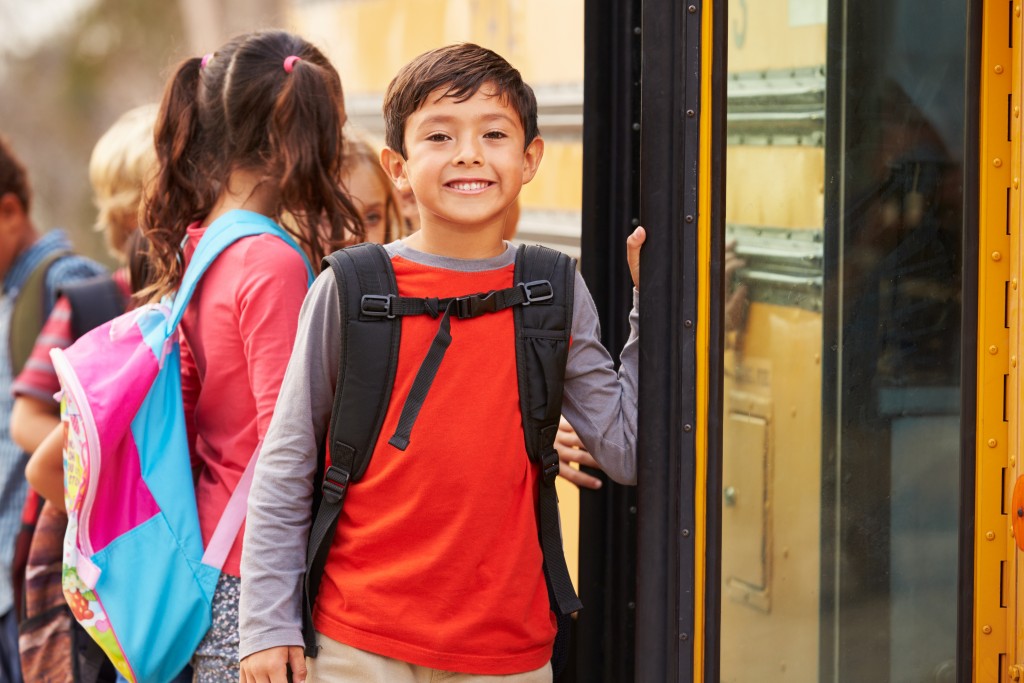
[180,219,311,577]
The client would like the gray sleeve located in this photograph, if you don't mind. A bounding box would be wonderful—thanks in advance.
[239,270,340,659]
[561,272,640,485]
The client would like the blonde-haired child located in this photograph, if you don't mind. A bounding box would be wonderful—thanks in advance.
[89,103,158,260]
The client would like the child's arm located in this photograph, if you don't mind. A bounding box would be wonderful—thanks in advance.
[560,227,644,484]
[10,395,59,455]
[25,424,66,511]
[239,271,340,681]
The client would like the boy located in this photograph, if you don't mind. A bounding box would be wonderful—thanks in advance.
[0,134,105,683]
[239,43,643,683]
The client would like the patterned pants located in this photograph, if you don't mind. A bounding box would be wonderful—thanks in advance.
[192,574,241,683]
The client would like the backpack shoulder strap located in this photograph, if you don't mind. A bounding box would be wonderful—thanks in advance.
[167,210,314,333]
[512,244,583,616]
[303,242,399,656]
[58,275,126,340]
[9,250,67,374]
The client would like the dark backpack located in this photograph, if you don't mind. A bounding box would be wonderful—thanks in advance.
[301,242,583,675]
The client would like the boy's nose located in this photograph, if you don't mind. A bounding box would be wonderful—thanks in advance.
[452,139,484,166]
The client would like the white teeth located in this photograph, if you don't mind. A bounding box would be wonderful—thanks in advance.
[450,181,489,191]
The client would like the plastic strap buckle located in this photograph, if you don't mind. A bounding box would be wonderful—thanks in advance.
[455,291,499,319]
[361,294,396,318]
[322,465,350,504]
[541,450,560,486]
[519,280,553,306]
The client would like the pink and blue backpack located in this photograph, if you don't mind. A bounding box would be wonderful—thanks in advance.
[50,210,314,683]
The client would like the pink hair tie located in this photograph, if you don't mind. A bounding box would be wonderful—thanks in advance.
[283,55,301,74]
[200,53,213,69]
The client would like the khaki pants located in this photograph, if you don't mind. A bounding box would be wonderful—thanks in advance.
[307,635,552,683]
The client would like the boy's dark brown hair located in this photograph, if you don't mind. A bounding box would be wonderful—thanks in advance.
[383,43,538,158]
[0,134,32,212]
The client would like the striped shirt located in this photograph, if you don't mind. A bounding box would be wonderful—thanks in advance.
[0,230,104,616]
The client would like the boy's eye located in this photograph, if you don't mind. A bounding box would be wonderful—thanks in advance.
[484,130,508,139]
[426,133,450,142]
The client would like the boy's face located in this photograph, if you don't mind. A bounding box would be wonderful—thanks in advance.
[383,84,542,237]
[0,192,31,278]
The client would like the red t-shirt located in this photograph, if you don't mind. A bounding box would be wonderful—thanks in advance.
[313,254,555,674]
[180,222,311,577]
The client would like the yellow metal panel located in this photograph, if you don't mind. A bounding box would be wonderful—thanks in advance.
[520,142,583,211]
[1011,0,1024,677]
[289,0,583,96]
[978,1,1014,680]
[720,304,821,683]
[726,0,826,73]
[725,146,825,229]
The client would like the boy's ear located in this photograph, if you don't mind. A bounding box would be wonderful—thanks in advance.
[0,192,26,225]
[380,147,409,190]
[521,136,544,185]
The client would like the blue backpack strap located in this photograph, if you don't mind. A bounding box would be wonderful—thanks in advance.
[167,210,315,333]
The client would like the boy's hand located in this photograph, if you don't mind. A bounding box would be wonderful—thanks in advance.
[239,645,305,683]
[724,239,748,332]
[627,226,646,290]
[556,416,603,490]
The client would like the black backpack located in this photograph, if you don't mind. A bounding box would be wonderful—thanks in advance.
[301,242,584,675]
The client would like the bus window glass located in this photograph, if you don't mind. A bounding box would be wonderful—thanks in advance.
[720,0,966,680]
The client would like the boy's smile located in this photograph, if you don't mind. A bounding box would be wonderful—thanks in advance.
[382,84,543,247]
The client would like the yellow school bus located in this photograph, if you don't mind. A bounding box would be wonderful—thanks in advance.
[287,0,1024,681]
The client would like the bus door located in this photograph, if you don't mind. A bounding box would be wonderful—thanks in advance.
[715,0,980,681]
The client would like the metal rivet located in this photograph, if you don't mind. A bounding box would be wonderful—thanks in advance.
[990,345,999,355]
[1015,177,1020,189]
[1018,4,1022,17]
[1013,356,1018,368]
[684,424,692,432]
[1016,106,1021,118]
[688,5,696,13]
[680,632,689,641]
[686,109,695,118]
[989,438,998,448]
[987,531,996,540]
[983,624,993,635]
[681,528,691,537]
[633,26,641,35]
[629,506,637,514]
[993,251,1003,261]
[1018,507,1023,518]
[1013,279,1019,290]
[631,218,641,227]
[996,64,1005,74]
[994,158,1003,167]
[684,320,693,328]
[628,601,636,609]
[685,215,694,223]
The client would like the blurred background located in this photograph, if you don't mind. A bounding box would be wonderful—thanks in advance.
[0,0,584,265]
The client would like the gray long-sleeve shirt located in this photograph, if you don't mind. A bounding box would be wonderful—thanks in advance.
[239,241,638,659]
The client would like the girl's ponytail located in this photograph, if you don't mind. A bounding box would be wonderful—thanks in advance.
[270,56,363,265]
[141,56,211,300]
